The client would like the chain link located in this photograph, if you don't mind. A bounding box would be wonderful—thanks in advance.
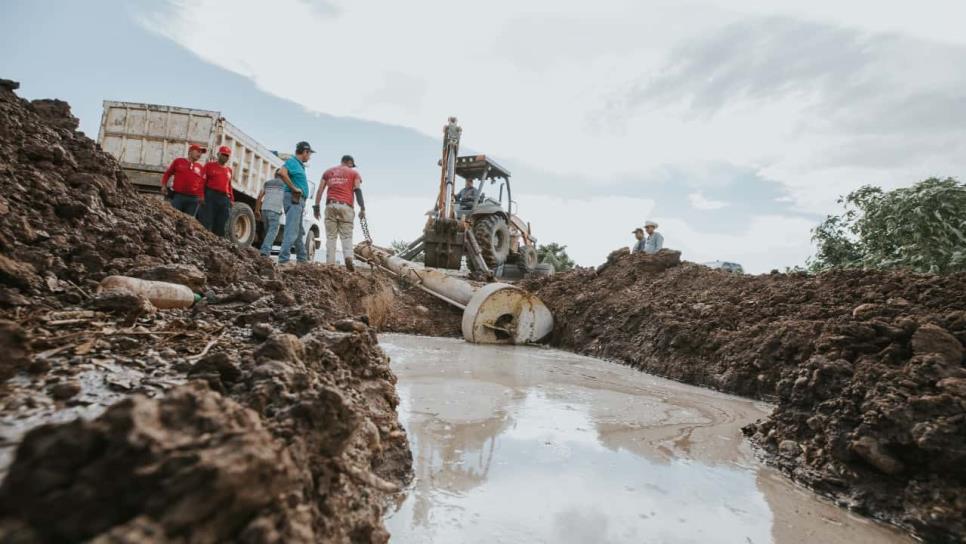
[359,214,373,244]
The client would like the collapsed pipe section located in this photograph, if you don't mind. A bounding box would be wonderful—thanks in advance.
[355,244,553,344]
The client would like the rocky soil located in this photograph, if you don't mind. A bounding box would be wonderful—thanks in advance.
[0,79,413,542]
[524,248,966,543]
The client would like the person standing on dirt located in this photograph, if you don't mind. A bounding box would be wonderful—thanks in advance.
[201,146,234,237]
[314,154,365,271]
[255,169,286,257]
[631,227,646,253]
[643,221,664,254]
[161,143,206,217]
[276,141,314,265]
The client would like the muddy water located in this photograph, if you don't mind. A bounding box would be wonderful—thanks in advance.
[380,334,911,544]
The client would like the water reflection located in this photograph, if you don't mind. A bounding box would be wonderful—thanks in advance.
[381,334,909,544]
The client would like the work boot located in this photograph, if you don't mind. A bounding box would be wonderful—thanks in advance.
[344,257,355,272]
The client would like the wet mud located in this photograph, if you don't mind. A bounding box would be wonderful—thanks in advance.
[381,334,911,544]
[523,248,966,542]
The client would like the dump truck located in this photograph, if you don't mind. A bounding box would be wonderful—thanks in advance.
[96,101,321,259]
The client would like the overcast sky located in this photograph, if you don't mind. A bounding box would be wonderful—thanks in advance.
[4,0,964,272]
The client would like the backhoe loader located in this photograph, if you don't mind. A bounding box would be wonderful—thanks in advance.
[405,117,541,276]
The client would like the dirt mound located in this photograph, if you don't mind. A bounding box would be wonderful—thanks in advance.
[380,280,462,338]
[0,80,412,541]
[524,249,966,542]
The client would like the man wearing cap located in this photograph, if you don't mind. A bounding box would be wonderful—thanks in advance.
[161,143,206,217]
[631,227,647,253]
[201,145,234,237]
[643,221,664,254]
[314,154,365,271]
[276,142,314,265]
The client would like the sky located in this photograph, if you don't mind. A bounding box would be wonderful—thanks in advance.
[2,0,964,272]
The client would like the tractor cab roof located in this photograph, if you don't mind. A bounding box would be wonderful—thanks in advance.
[455,154,511,181]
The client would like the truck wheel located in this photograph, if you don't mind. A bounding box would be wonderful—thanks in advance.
[305,228,317,262]
[227,203,257,247]
[519,246,538,272]
[473,215,510,268]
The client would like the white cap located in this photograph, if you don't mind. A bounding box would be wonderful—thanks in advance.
[644,220,658,228]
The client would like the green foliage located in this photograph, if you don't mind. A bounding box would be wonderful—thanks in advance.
[389,239,423,263]
[809,177,966,273]
[536,242,575,272]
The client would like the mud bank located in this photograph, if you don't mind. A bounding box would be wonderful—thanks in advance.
[0,80,411,542]
[523,249,966,542]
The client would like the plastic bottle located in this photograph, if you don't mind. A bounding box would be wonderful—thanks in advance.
[98,275,201,309]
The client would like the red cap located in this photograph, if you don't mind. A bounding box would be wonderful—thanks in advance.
[218,145,232,156]
[188,143,207,153]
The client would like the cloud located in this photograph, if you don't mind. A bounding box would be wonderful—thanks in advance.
[606,15,966,213]
[130,0,963,271]
[688,192,730,210]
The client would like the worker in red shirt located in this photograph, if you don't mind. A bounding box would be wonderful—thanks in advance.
[314,154,365,271]
[201,145,234,237]
[161,143,206,217]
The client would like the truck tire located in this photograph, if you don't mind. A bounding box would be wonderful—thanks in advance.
[518,246,538,272]
[305,228,317,262]
[227,203,257,247]
[473,215,510,268]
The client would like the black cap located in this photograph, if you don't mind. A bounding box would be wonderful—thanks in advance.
[341,154,356,166]
[295,141,315,154]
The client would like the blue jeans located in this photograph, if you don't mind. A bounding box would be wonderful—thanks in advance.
[170,193,201,218]
[278,192,306,263]
[259,210,282,256]
[201,189,231,237]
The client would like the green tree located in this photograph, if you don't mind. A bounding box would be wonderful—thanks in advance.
[390,239,423,263]
[809,177,966,273]
[536,242,575,272]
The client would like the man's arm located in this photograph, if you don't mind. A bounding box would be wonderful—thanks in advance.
[160,159,178,195]
[354,188,366,219]
[353,175,365,219]
[654,233,664,251]
[313,179,328,219]
[254,189,265,218]
[277,166,301,194]
[227,167,234,204]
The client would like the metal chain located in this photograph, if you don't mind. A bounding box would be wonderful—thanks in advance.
[359,214,373,244]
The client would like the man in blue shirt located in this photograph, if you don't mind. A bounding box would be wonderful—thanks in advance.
[276,141,314,265]
[643,221,664,254]
[631,227,646,253]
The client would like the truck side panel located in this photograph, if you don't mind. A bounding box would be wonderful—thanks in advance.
[98,101,220,184]
[97,101,282,200]
[216,119,282,200]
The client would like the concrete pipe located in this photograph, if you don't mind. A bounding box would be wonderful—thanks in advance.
[356,244,553,345]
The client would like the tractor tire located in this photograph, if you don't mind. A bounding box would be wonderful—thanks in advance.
[227,203,257,248]
[473,215,510,268]
[534,262,555,277]
[518,246,538,273]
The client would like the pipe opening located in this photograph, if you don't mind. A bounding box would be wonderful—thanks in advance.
[493,313,514,341]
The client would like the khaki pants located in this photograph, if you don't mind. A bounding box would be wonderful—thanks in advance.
[324,202,354,264]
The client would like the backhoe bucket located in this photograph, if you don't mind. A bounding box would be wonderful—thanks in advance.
[422,218,465,269]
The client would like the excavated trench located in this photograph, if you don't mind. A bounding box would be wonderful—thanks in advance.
[0,79,962,542]
[380,334,911,544]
